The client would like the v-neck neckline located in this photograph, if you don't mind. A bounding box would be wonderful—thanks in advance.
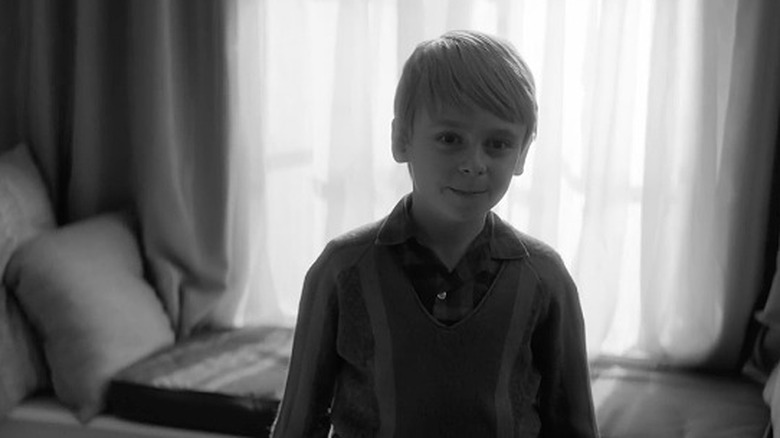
[382,247,510,331]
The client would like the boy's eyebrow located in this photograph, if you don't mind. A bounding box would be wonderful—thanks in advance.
[488,128,523,139]
[431,118,523,139]
[430,118,467,128]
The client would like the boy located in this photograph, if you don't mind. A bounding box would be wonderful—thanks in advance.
[272,30,598,437]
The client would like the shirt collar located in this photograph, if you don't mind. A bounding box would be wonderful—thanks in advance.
[488,213,530,260]
[376,194,529,260]
[375,194,415,245]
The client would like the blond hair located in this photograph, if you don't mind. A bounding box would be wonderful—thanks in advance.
[393,30,538,147]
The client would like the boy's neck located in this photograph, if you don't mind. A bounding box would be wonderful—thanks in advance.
[409,205,487,271]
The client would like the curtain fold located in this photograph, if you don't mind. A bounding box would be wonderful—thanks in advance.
[325,0,375,238]
[23,0,76,220]
[569,0,644,356]
[638,0,780,368]
[0,0,25,148]
[126,0,228,336]
[708,0,780,367]
[69,0,135,219]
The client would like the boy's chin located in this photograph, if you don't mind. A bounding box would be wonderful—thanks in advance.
[446,189,497,210]
[412,191,497,225]
[441,201,494,224]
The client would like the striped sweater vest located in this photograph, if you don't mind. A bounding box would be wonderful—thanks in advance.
[330,244,542,437]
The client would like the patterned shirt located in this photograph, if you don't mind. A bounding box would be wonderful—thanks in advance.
[382,196,501,325]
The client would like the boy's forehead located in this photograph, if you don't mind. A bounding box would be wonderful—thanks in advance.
[416,104,528,138]
[419,102,524,128]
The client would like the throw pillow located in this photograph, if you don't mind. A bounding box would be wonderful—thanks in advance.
[3,212,175,422]
[0,287,49,421]
[0,142,55,274]
[0,143,55,420]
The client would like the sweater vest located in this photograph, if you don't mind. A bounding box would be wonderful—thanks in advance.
[351,244,541,438]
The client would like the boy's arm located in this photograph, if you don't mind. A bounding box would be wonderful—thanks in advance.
[533,260,599,438]
[272,246,341,438]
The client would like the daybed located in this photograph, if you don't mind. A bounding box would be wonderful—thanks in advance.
[0,141,777,437]
[0,143,291,437]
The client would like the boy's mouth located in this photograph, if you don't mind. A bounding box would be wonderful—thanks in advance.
[449,187,487,196]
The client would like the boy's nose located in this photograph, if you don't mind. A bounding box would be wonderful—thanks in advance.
[459,146,487,175]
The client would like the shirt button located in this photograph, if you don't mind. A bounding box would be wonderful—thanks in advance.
[436,291,448,300]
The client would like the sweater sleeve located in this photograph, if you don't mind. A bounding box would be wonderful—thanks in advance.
[532,254,599,438]
[271,244,341,438]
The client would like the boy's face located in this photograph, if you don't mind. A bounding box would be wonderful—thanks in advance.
[392,105,530,226]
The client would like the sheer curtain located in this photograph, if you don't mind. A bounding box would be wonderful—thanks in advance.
[234,0,780,368]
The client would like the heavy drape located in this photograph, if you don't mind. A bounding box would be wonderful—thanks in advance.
[636,0,780,367]
[7,0,780,369]
[17,0,253,337]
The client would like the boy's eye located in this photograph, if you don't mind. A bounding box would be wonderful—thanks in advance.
[436,133,462,145]
[486,139,514,151]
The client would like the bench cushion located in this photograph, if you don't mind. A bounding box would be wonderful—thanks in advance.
[107,325,292,437]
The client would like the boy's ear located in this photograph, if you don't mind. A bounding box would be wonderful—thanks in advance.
[391,119,409,163]
[513,139,533,176]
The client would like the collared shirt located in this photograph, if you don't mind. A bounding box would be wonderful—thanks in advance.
[376,196,502,325]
